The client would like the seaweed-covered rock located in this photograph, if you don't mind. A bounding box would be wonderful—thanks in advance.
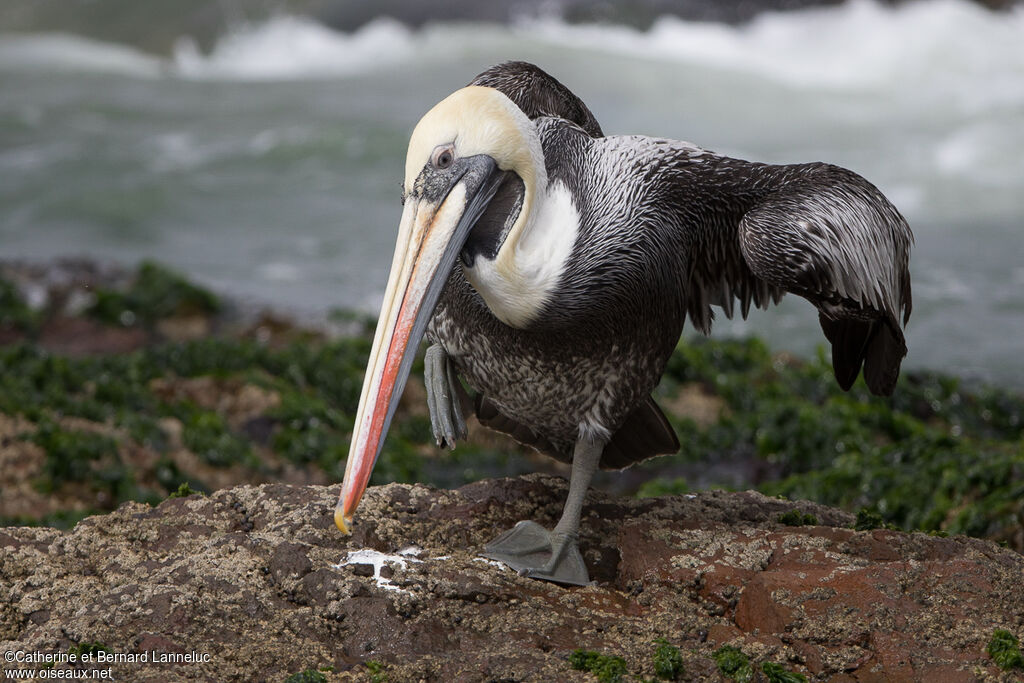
[2,476,1021,682]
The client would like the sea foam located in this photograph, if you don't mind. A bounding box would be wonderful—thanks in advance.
[1,0,1021,105]
[521,0,1024,99]
[172,16,414,80]
[0,33,163,77]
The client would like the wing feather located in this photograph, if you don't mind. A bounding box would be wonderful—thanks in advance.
[684,160,913,395]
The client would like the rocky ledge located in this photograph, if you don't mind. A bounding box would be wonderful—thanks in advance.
[2,476,1022,682]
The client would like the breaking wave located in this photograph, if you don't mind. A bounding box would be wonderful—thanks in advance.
[0,33,163,77]
[525,0,1024,94]
[172,16,415,80]
[0,0,1020,99]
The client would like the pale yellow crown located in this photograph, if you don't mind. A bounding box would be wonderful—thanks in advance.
[403,86,545,245]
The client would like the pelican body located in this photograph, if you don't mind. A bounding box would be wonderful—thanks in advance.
[337,62,912,585]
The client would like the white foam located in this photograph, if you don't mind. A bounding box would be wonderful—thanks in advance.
[934,122,1024,187]
[520,0,1024,96]
[0,33,163,77]
[2,0,1021,104]
[258,262,302,282]
[172,15,414,80]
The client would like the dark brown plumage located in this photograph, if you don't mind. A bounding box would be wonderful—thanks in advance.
[470,61,604,137]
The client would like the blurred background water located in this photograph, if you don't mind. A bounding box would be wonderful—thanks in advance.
[1,0,1022,386]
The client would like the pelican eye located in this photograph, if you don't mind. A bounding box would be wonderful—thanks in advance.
[432,145,455,170]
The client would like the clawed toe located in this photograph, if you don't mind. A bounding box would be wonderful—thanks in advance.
[424,344,468,449]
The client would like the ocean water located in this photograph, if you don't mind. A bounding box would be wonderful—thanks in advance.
[1,0,1022,386]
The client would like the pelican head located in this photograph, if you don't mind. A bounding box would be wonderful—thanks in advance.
[336,86,546,533]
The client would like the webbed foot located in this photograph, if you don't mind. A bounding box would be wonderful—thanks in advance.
[481,521,591,586]
[424,344,468,449]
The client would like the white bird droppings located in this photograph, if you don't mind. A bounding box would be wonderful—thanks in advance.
[335,548,422,592]
[473,557,512,571]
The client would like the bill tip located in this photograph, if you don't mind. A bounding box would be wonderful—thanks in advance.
[334,505,352,535]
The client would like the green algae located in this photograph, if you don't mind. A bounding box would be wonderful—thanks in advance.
[365,659,387,682]
[654,336,1024,550]
[569,649,628,683]
[29,420,121,491]
[1,261,1022,552]
[25,419,154,511]
[652,638,683,680]
[760,661,808,683]
[0,331,409,511]
[0,277,39,334]
[852,508,899,531]
[712,645,753,683]
[67,642,111,658]
[282,670,327,683]
[776,509,818,526]
[564,639,684,682]
[987,629,1024,670]
[88,260,220,328]
[167,482,202,498]
[172,404,255,468]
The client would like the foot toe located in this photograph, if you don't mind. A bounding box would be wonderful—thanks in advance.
[480,521,591,586]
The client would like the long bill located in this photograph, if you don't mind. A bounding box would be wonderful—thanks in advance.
[336,157,504,533]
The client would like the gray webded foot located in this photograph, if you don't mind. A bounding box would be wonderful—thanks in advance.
[481,521,591,586]
[424,344,468,449]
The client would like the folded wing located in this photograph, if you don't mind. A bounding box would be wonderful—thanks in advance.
[681,159,913,396]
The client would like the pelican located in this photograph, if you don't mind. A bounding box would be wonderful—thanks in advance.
[336,62,912,585]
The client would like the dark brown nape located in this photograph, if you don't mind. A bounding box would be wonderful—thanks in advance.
[469,61,605,137]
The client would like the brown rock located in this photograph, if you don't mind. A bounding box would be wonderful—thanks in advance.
[156,314,211,342]
[38,316,149,356]
[1,476,1021,682]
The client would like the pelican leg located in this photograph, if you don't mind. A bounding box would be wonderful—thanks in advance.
[482,435,605,586]
[424,344,468,449]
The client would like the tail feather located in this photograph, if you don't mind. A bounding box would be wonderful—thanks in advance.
[475,394,679,469]
[475,395,563,459]
[818,314,870,391]
[818,313,906,396]
[862,319,907,395]
[600,396,680,470]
